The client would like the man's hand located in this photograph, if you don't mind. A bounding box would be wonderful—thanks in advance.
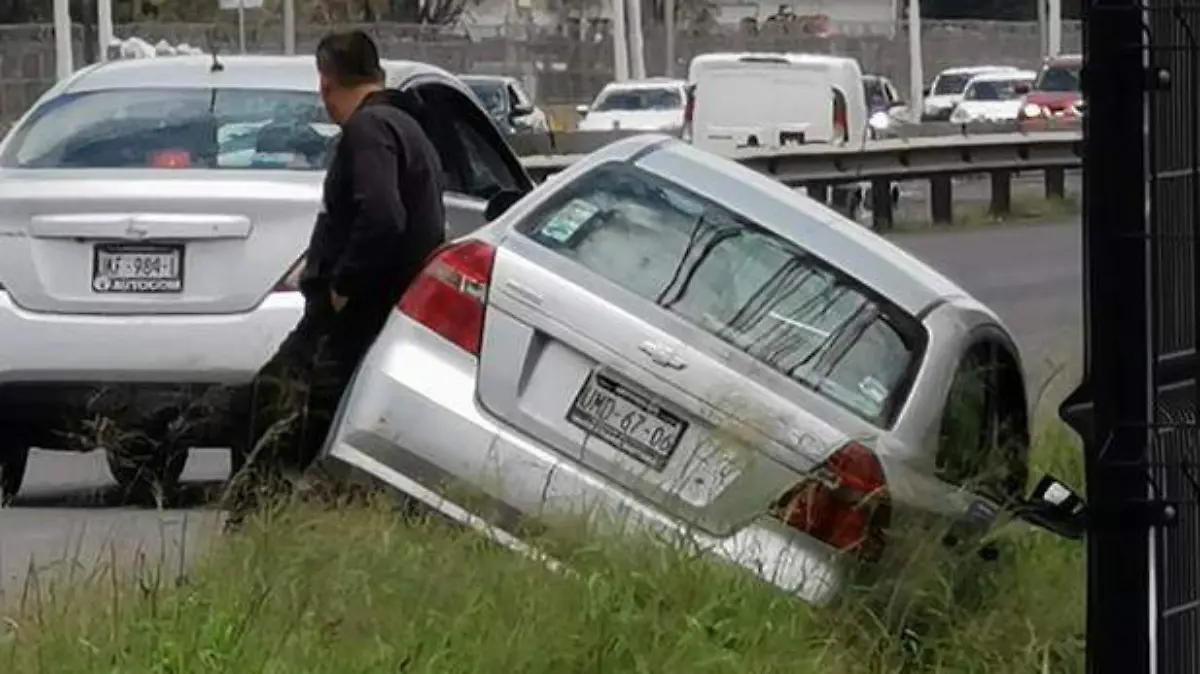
[329,289,348,313]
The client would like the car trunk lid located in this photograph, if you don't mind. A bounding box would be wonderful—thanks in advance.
[472,151,896,536]
[0,169,321,314]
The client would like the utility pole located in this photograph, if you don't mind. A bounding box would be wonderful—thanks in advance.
[907,0,923,124]
[53,0,73,80]
[611,0,630,81]
[1048,0,1062,57]
[1037,0,1048,59]
[663,0,676,77]
[283,0,296,55]
[627,0,646,79]
[97,0,115,61]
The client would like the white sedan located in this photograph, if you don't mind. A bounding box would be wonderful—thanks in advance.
[950,70,1038,124]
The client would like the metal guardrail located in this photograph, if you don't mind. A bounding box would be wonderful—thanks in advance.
[507,118,1082,157]
[516,129,1083,230]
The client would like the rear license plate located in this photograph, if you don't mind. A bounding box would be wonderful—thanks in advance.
[567,371,688,471]
[92,244,184,294]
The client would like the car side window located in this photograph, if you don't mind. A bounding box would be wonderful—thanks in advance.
[518,163,923,426]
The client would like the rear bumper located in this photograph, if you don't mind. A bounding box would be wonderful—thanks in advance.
[0,290,302,387]
[316,312,842,606]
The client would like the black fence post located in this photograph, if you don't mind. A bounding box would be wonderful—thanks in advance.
[1082,0,1153,673]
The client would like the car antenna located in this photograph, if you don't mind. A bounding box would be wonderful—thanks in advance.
[206,27,224,72]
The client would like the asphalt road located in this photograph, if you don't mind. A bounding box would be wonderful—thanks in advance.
[0,218,1085,599]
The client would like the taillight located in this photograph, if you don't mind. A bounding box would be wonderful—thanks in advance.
[397,239,496,356]
[273,256,305,292]
[771,441,891,562]
[149,149,191,168]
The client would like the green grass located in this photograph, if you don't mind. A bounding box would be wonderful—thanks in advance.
[1,424,1085,673]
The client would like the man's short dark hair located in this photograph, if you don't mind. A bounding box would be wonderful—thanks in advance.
[316,30,385,87]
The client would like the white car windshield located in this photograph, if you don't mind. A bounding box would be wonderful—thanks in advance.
[0,87,337,170]
[963,79,1030,101]
[931,73,974,96]
[592,87,683,112]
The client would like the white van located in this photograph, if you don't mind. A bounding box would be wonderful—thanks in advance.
[684,52,868,154]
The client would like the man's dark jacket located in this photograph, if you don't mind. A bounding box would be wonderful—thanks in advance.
[301,89,446,307]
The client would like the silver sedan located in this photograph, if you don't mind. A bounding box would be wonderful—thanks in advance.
[314,133,1061,604]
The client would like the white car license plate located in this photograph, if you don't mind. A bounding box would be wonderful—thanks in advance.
[92,244,184,293]
[567,371,687,471]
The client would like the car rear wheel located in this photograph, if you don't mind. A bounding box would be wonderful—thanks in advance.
[0,441,31,506]
[105,410,189,505]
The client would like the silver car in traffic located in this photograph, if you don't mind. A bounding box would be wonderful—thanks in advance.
[316,133,1035,603]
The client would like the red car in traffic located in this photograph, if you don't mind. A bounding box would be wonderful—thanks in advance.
[1017,54,1083,131]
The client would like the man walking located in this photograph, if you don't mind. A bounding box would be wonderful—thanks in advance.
[222,29,446,523]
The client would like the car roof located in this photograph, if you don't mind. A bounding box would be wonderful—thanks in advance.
[1045,53,1083,66]
[967,70,1037,83]
[459,74,516,85]
[691,52,856,66]
[938,65,1019,76]
[600,77,687,90]
[64,54,454,94]
[545,135,972,316]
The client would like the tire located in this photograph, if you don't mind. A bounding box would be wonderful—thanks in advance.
[0,442,30,506]
[105,410,189,506]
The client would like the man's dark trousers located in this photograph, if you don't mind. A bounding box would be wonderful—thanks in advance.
[223,289,393,515]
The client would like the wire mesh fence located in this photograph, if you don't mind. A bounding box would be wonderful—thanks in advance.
[0,18,1082,127]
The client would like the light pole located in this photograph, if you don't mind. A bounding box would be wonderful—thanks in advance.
[1048,0,1062,57]
[627,0,646,79]
[907,0,923,124]
[53,0,72,80]
[97,0,114,61]
[612,0,630,81]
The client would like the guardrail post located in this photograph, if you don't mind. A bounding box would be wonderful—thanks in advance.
[830,186,852,215]
[930,177,953,224]
[871,179,893,231]
[1045,168,1066,199]
[989,170,1013,217]
[806,182,830,204]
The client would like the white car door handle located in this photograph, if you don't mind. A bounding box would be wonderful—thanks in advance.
[638,340,688,370]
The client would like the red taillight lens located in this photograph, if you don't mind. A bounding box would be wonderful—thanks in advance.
[149,149,191,168]
[273,256,305,292]
[397,239,496,356]
[771,441,890,562]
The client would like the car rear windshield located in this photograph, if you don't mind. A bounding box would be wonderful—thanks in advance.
[0,87,338,170]
[516,163,926,427]
[1034,65,1081,92]
[592,88,683,112]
